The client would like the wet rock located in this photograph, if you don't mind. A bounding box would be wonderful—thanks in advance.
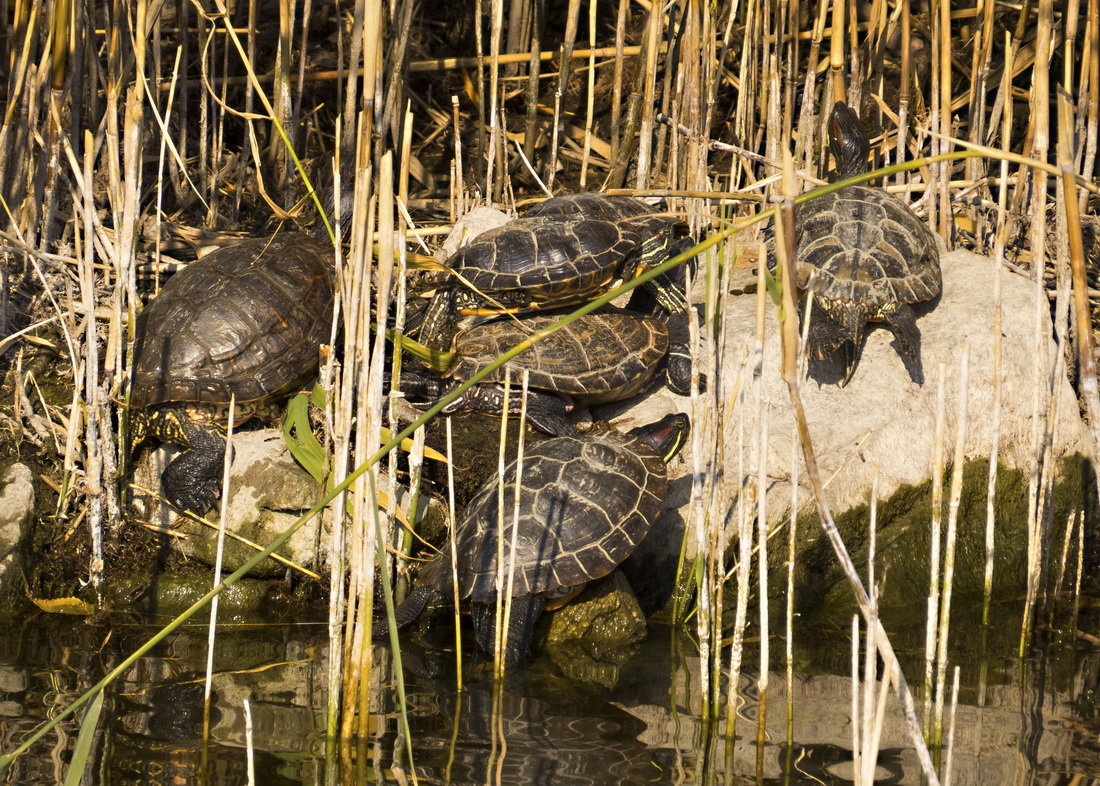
[0,463,32,610]
[540,571,647,687]
[111,570,278,620]
[137,430,448,578]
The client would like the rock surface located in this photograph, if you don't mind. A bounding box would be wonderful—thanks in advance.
[136,431,446,578]
[539,570,647,687]
[608,249,1091,606]
[0,463,32,609]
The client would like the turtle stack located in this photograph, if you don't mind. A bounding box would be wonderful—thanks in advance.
[128,191,694,669]
[377,193,698,665]
[402,192,697,437]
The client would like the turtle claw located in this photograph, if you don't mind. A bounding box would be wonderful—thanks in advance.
[165,479,221,516]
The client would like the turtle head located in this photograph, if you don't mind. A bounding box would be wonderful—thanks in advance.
[629,413,690,463]
[828,102,870,179]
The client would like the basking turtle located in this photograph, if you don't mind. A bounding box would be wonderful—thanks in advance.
[419,193,690,345]
[131,232,335,513]
[795,101,941,384]
[399,310,692,436]
[373,413,689,666]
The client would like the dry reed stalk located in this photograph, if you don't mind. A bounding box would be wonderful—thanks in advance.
[754,394,769,760]
[923,363,947,738]
[444,418,463,688]
[1053,510,1077,605]
[270,0,292,190]
[329,138,373,749]
[633,2,663,190]
[322,150,352,766]
[721,385,751,740]
[496,371,530,677]
[361,150,399,736]
[1058,90,1100,459]
[1026,0,1054,284]
[784,434,797,749]
[1080,0,1099,206]
[934,346,970,744]
[941,666,960,786]
[202,395,236,738]
[850,614,860,777]
[78,131,104,594]
[857,467,879,785]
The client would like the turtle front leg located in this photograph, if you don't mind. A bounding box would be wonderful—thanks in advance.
[471,594,547,666]
[162,420,228,514]
[442,385,577,436]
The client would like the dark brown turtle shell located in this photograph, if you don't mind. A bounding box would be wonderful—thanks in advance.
[445,311,669,404]
[132,232,335,410]
[440,426,670,603]
[521,193,656,221]
[445,193,675,313]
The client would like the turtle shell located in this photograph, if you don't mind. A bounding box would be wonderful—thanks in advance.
[445,311,669,404]
[444,429,669,602]
[521,193,656,221]
[445,193,675,312]
[795,185,940,310]
[132,232,335,410]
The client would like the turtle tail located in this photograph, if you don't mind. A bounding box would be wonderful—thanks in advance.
[471,595,547,667]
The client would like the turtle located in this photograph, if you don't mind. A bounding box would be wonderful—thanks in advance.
[130,231,335,513]
[372,412,690,666]
[795,101,941,385]
[418,193,692,346]
[398,309,692,436]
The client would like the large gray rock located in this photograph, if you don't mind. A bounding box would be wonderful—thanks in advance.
[608,249,1090,605]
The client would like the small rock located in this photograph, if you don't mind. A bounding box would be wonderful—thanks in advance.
[436,206,511,260]
[540,571,647,687]
[0,463,32,610]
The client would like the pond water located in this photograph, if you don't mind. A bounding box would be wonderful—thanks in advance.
[0,594,1098,784]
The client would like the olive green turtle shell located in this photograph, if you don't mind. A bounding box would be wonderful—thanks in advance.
[445,310,669,404]
[428,428,669,603]
[795,184,940,311]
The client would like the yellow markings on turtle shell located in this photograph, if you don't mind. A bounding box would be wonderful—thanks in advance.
[458,305,523,316]
[543,586,585,611]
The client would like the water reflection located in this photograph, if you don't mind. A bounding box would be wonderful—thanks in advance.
[0,605,1099,783]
